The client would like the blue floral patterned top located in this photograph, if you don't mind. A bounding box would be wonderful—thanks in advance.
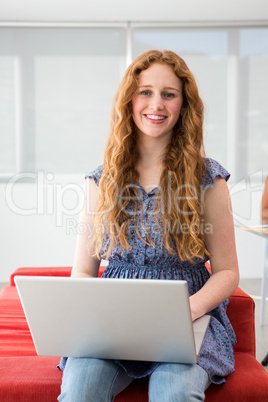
[58,158,236,385]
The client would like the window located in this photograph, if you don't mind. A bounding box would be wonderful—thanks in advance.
[238,28,268,179]
[0,24,267,181]
[0,27,126,176]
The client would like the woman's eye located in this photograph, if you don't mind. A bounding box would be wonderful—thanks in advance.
[140,90,150,96]
[163,92,175,99]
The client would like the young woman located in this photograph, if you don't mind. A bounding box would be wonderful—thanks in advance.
[262,176,268,224]
[58,50,239,402]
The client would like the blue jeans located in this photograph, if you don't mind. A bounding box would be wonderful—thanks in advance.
[58,358,211,402]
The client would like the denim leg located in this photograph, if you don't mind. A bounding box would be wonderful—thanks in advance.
[58,358,133,402]
[149,363,211,402]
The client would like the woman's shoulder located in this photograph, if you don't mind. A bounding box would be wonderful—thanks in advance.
[85,165,103,186]
[202,158,230,189]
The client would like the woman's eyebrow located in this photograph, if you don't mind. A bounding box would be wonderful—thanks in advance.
[138,85,181,92]
[163,86,181,92]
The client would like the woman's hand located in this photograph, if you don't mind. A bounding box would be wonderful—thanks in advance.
[189,296,200,322]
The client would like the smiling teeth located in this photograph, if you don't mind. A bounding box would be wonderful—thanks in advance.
[146,115,166,120]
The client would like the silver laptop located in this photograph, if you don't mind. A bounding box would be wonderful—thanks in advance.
[15,276,210,364]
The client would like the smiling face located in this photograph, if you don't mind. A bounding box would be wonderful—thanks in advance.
[132,62,184,143]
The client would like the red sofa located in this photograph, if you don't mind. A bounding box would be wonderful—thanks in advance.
[0,266,268,402]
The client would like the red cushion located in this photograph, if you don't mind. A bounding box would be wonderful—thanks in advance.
[0,354,267,402]
[0,287,36,357]
[205,353,268,402]
[0,357,62,402]
[115,353,268,402]
[228,288,255,356]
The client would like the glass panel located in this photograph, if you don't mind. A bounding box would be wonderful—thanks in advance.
[0,28,126,176]
[132,29,229,168]
[0,30,16,173]
[31,28,126,174]
[238,28,268,178]
[1,26,267,179]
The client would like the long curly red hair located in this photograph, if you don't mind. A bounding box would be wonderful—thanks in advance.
[92,50,208,261]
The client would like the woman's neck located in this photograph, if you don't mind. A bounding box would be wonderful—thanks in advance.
[136,135,169,169]
[136,135,170,192]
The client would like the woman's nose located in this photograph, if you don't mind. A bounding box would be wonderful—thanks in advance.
[149,94,164,110]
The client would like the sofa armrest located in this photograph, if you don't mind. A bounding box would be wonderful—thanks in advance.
[205,262,255,357]
[227,287,255,357]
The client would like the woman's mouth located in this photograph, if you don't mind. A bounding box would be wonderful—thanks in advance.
[144,114,167,123]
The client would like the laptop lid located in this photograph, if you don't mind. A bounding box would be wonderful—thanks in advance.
[15,276,210,364]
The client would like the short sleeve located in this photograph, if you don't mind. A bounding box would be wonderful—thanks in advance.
[202,158,230,190]
[85,165,103,186]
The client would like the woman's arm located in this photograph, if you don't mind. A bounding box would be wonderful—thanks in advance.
[71,178,101,278]
[261,177,268,225]
[189,178,239,321]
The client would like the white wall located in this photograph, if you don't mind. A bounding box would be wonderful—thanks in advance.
[0,0,267,23]
[0,180,79,282]
[230,175,267,281]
